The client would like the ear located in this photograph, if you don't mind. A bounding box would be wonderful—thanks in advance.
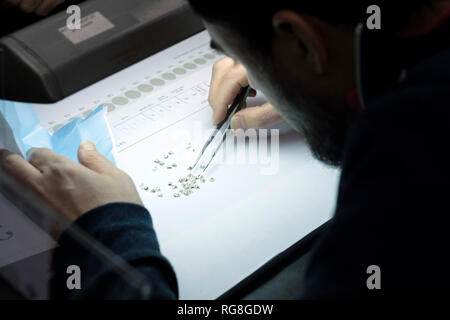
[272,10,330,74]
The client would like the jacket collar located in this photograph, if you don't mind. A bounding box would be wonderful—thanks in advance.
[355,9,450,110]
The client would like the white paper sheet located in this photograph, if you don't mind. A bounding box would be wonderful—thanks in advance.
[3,31,340,299]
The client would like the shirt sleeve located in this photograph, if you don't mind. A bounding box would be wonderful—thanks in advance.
[50,202,178,300]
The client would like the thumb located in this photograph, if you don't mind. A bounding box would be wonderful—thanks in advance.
[78,141,116,174]
[230,102,283,130]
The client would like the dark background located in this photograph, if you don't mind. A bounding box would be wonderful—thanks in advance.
[0,0,85,37]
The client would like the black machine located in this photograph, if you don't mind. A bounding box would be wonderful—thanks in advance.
[0,0,204,103]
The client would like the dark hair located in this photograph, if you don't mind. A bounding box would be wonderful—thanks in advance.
[189,0,438,52]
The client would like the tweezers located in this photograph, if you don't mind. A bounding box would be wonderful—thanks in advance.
[190,86,251,173]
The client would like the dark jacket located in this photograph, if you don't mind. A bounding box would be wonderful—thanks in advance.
[300,19,450,298]
[52,19,450,299]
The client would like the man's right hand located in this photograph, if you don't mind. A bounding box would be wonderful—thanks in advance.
[209,57,283,130]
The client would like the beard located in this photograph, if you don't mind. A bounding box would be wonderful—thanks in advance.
[265,75,350,167]
[240,43,352,167]
[293,105,348,167]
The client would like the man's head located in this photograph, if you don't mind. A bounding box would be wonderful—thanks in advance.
[189,0,445,166]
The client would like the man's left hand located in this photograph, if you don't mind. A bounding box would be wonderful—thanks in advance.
[0,141,144,234]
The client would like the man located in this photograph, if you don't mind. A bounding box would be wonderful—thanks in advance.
[1,0,450,298]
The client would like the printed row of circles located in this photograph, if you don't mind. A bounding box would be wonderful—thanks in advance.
[52,55,218,132]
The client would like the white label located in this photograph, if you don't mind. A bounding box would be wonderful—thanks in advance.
[59,11,114,45]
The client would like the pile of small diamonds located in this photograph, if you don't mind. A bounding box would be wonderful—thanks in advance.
[175,173,205,197]
[139,142,216,199]
[139,173,215,198]
[152,151,177,172]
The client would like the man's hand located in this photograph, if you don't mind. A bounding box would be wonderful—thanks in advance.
[0,141,143,225]
[209,57,283,130]
[1,0,64,16]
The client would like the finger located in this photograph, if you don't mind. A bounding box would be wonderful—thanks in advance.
[209,57,234,94]
[77,141,116,175]
[209,58,249,125]
[35,0,63,16]
[19,0,42,13]
[231,103,284,130]
[28,148,62,171]
[0,149,41,184]
[209,58,235,124]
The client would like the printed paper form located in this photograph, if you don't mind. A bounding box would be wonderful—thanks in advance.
[22,31,340,298]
